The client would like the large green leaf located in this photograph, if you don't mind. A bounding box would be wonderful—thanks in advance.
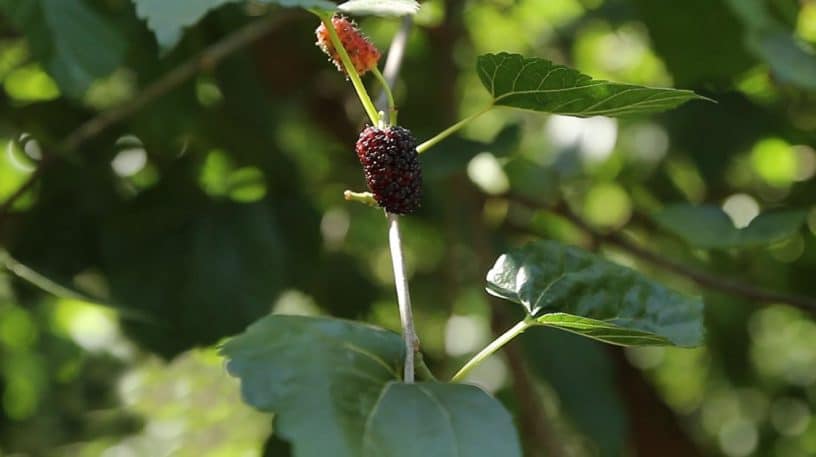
[477,52,706,118]
[486,241,704,347]
[222,314,404,457]
[653,204,806,249]
[0,0,126,97]
[338,0,420,16]
[362,383,522,457]
[132,0,336,50]
[222,315,520,457]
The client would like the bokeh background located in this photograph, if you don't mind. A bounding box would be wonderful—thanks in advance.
[1,0,816,456]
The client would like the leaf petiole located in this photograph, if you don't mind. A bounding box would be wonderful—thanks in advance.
[451,318,534,383]
[416,103,494,154]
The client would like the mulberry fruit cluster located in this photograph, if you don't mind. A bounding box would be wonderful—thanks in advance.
[315,16,380,75]
[355,126,423,214]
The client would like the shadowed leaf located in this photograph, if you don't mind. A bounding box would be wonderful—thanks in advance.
[487,240,704,346]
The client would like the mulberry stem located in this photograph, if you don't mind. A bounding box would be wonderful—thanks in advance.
[316,12,380,126]
[387,213,419,383]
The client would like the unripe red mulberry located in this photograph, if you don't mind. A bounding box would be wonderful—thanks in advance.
[315,16,380,75]
[356,126,422,215]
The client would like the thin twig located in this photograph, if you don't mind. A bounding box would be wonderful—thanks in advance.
[0,11,300,228]
[387,213,419,382]
[516,198,816,312]
[0,165,45,219]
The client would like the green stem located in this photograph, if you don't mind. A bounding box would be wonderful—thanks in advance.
[416,104,494,154]
[316,12,380,126]
[344,190,379,207]
[371,66,397,125]
[451,318,533,383]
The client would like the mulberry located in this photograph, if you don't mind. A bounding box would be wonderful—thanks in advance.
[355,126,422,214]
[315,16,380,75]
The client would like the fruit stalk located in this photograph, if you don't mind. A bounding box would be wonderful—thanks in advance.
[317,13,380,125]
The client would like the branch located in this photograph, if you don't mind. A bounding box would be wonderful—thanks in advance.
[387,213,419,382]
[377,17,419,383]
[516,198,816,312]
[0,11,300,228]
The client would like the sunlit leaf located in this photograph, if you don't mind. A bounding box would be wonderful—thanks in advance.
[133,0,336,50]
[486,241,704,346]
[362,383,522,457]
[653,204,806,249]
[338,0,420,17]
[0,0,126,97]
[477,52,707,118]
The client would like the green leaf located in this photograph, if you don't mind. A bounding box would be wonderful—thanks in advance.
[133,0,235,51]
[222,315,520,457]
[222,314,402,457]
[0,0,126,97]
[747,32,816,91]
[477,52,707,118]
[362,383,522,457]
[486,240,704,347]
[133,0,336,50]
[723,0,816,90]
[653,204,806,249]
[338,0,420,16]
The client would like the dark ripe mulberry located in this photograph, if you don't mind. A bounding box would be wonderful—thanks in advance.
[315,16,380,75]
[355,126,423,215]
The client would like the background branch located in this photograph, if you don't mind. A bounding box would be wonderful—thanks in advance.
[0,11,301,229]
[513,198,816,312]
[376,16,412,121]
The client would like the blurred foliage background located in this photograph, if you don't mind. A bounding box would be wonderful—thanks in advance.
[0,0,816,456]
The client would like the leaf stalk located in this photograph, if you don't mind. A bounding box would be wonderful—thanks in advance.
[451,318,533,383]
[416,104,493,154]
